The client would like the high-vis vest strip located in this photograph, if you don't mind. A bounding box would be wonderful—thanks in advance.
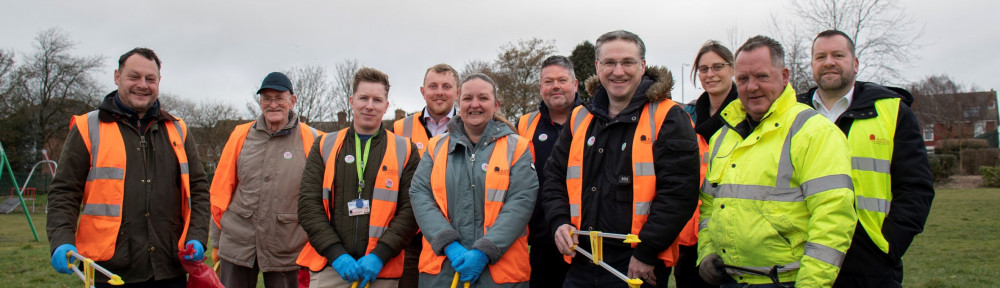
[417,134,532,284]
[210,121,320,227]
[393,111,431,157]
[565,99,696,266]
[295,129,411,278]
[69,111,192,261]
[847,98,899,253]
[516,112,541,158]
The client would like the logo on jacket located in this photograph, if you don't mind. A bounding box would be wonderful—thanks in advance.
[868,134,891,145]
[492,166,510,175]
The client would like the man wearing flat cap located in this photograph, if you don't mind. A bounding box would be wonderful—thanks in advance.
[210,72,323,287]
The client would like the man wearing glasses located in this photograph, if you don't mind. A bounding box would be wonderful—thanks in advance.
[542,30,700,287]
[210,72,322,287]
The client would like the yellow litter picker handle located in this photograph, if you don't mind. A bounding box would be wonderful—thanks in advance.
[450,272,470,288]
[67,251,124,286]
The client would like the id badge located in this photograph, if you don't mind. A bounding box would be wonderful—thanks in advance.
[348,198,371,216]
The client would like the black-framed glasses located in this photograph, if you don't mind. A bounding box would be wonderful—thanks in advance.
[697,63,731,74]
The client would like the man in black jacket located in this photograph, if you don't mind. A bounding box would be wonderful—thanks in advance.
[798,30,934,288]
[542,30,700,288]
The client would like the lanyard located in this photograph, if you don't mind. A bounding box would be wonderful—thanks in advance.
[353,130,377,198]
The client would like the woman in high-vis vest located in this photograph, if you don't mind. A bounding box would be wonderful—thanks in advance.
[409,73,537,288]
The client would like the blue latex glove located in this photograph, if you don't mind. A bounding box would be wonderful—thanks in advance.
[444,242,467,263]
[357,254,384,287]
[453,249,489,282]
[50,244,78,274]
[331,254,360,282]
[183,240,205,261]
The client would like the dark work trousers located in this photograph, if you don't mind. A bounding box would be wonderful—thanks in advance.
[673,244,715,288]
[833,225,904,288]
[220,258,298,288]
[529,242,570,287]
[95,276,186,288]
[398,233,422,288]
[721,282,794,288]
[562,254,671,288]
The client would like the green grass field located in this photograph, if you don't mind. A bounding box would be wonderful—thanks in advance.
[1,189,998,288]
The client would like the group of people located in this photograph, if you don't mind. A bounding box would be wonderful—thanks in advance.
[45,28,933,288]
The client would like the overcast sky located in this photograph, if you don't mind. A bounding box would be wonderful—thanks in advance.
[2,0,996,118]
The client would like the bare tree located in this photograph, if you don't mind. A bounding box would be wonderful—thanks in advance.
[0,49,19,115]
[5,28,103,168]
[160,93,242,173]
[461,38,556,120]
[772,0,922,88]
[285,65,334,124]
[332,59,360,122]
[909,74,971,140]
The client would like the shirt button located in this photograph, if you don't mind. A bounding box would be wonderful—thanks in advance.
[720,204,725,209]
[264,176,271,182]
[150,247,155,252]
[145,213,150,217]
[591,187,597,192]
[731,164,736,168]
[597,148,604,153]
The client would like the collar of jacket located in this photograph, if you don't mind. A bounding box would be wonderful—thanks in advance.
[695,83,739,123]
[537,92,583,123]
[97,91,177,123]
[720,83,798,130]
[582,65,674,122]
[253,110,301,136]
[797,81,912,121]
[444,116,516,154]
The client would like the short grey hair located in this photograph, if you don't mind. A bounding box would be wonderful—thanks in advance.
[541,55,576,80]
[595,30,646,60]
[735,35,785,68]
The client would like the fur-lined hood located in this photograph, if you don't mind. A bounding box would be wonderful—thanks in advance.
[584,65,675,102]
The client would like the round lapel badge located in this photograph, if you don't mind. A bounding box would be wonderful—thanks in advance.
[345,155,355,164]
[621,142,627,151]
[481,163,489,172]
[416,142,424,150]
[538,134,548,142]
[283,151,293,159]
[587,136,596,146]
[386,179,394,188]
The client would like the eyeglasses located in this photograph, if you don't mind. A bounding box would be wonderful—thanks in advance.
[260,97,288,105]
[599,59,639,71]
[697,63,731,74]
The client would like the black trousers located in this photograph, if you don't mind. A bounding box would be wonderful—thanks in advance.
[398,232,422,288]
[674,244,715,288]
[529,242,571,287]
[219,258,298,288]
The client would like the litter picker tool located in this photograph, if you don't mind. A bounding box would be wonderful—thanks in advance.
[449,272,470,288]
[722,264,790,288]
[570,230,643,288]
[66,251,124,287]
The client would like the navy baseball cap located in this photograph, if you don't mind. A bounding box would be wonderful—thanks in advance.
[257,72,294,95]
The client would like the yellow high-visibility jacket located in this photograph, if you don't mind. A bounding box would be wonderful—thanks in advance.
[698,84,857,287]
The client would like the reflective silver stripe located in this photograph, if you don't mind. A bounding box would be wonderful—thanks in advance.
[634,162,655,176]
[567,166,582,179]
[81,203,121,217]
[857,195,890,214]
[171,120,185,142]
[777,109,819,189]
[179,163,189,175]
[525,112,539,132]
[571,107,591,132]
[87,167,125,181]
[647,101,659,142]
[394,135,407,173]
[569,204,580,217]
[715,184,802,202]
[373,188,398,203]
[709,126,729,161]
[402,116,414,138]
[699,217,710,231]
[634,201,651,215]
[801,174,852,198]
[309,127,319,138]
[321,131,340,164]
[702,178,717,197]
[852,157,891,173]
[322,188,331,200]
[804,242,846,267]
[431,135,451,161]
[728,262,801,276]
[86,110,101,167]
[702,152,710,164]
[369,225,387,238]
[487,189,507,202]
[506,136,518,163]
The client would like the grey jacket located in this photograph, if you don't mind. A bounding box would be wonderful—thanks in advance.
[409,117,537,288]
[210,111,311,272]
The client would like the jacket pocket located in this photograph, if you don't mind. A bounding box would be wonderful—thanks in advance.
[220,204,253,247]
[102,221,132,270]
[270,213,308,261]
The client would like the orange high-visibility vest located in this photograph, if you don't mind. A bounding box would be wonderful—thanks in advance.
[393,111,432,157]
[210,121,320,227]
[516,112,541,159]
[565,99,701,266]
[296,128,412,278]
[69,111,192,261]
[417,134,532,284]
[676,133,710,246]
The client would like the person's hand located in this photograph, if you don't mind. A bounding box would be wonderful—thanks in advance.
[453,249,489,282]
[444,242,468,263]
[554,224,578,257]
[50,244,78,274]
[331,254,360,282]
[183,240,205,262]
[356,254,384,287]
[698,253,729,285]
[627,256,657,286]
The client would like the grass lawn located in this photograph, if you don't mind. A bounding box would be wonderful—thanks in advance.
[2,189,998,288]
